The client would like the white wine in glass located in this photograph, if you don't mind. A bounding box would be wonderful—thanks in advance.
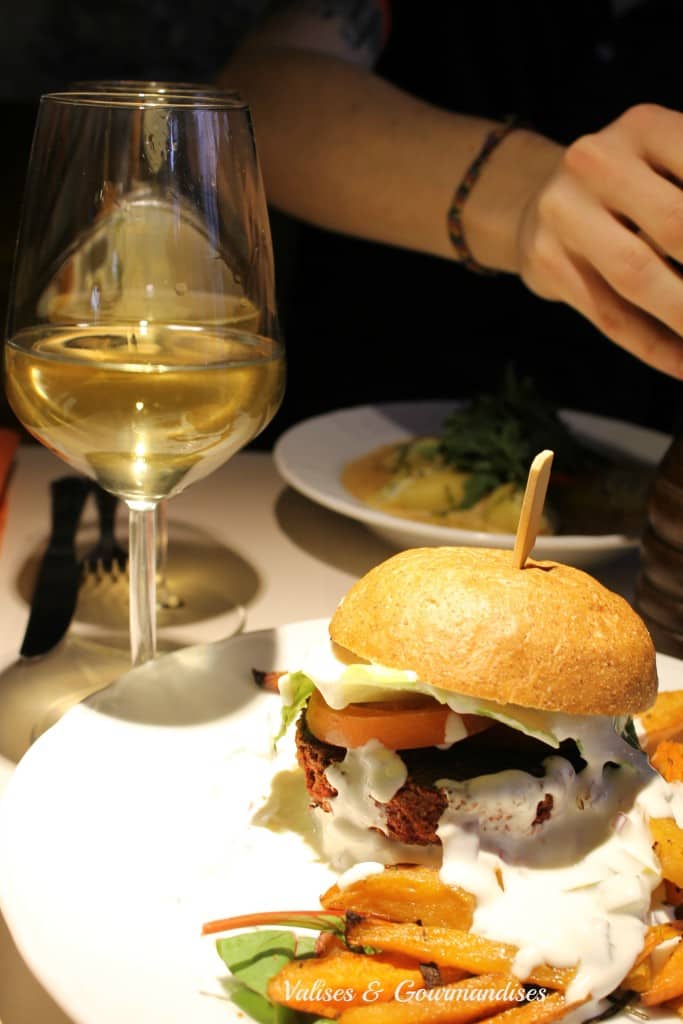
[69,82,245,613]
[5,89,285,665]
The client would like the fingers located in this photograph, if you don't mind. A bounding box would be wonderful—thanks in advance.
[564,117,683,264]
[516,104,683,378]
[568,258,683,378]
[548,182,683,334]
[591,159,683,266]
[523,232,683,379]
[617,104,683,183]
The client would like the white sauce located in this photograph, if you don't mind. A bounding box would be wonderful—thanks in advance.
[440,712,468,748]
[289,641,683,1020]
[312,742,441,869]
[337,861,385,889]
[437,766,665,1004]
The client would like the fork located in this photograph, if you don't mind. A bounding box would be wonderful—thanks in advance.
[83,484,128,580]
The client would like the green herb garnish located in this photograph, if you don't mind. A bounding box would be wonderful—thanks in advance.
[438,366,599,508]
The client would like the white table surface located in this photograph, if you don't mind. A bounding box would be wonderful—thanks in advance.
[0,442,646,1024]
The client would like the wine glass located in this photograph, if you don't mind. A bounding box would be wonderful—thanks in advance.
[69,80,236,96]
[4,89,285,665]
[67,80,240,613]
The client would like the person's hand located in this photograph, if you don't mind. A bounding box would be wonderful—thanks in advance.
[517,104,683,379]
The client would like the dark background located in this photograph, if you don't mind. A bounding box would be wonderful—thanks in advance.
[1,0,682,445]
[267,0,683,448]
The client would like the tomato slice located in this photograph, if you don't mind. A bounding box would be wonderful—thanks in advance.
[305,689,491,750]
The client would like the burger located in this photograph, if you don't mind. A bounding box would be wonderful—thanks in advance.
[276,546,683,1013]
[281,545,657,865]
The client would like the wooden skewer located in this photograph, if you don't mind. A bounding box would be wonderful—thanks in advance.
[511,449,555,569]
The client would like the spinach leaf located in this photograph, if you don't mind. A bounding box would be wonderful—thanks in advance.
[217,930,297,998]
[216,924,344,1024]
[227,979,314,1024]
[227,980,290,1024]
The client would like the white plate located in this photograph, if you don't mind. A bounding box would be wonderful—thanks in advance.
[0,620,681,1024]
[273,402,671,567]
[0,619,336,1024]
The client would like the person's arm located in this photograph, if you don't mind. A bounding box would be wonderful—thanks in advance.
[220,6,560,271]
[219,1,683,379]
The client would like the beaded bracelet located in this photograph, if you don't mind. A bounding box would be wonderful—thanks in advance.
[447,116,520,275]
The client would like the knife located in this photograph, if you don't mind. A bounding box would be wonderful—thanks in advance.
[20,475,91,658]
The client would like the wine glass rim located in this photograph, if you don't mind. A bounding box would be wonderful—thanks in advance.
[42,89,248,110]
[68,79,241,97]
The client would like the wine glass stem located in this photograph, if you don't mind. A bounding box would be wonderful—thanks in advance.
[156,500,169,588]
[155,500,183,610]
[128,503,157,665]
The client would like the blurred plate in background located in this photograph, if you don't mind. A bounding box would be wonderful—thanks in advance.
[274,401,670,568]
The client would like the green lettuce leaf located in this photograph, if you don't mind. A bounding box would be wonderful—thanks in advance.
[275,672,314,742]
[620,716,642,751]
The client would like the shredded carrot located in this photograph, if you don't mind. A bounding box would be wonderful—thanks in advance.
[201,909,345,936]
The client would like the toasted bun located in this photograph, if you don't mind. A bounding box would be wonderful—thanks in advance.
[329,547,657,716]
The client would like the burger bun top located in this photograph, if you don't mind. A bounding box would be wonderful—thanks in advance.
[329,546,657,716]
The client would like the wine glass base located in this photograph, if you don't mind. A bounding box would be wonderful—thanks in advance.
[0,598,246,764]
[7,516,257,761]
[157,584,184,611]
[16,512,257,640]
[74,515,255,633]
[0,635,133,763]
